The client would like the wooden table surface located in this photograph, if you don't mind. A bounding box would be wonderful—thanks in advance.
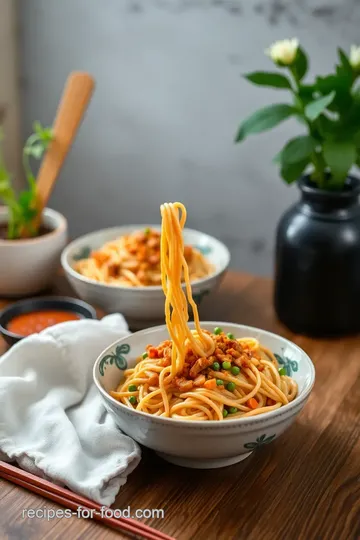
[0,271,359,540]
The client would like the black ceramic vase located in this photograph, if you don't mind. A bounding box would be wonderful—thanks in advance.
[274,175,360,337]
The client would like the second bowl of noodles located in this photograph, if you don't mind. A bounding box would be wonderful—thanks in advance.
[61,225,230,328]
[93,322,315,469]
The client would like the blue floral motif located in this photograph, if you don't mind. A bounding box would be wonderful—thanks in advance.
[274,352,299,377]
[73,246,91,261]
[195,245,212,256]
[244,434,276,450]
[99,344,130,376]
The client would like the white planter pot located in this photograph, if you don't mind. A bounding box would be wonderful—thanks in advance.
[0,207,68,296]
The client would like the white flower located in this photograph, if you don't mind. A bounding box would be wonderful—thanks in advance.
[265,38,299,66]
[350,45,360,70]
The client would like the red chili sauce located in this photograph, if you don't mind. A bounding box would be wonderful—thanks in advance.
[7,310,81,336]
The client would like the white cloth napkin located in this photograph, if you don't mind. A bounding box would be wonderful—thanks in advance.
[0,314,141,506]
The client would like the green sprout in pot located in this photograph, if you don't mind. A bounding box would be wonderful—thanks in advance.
[234,39,360,191]
[0,120,53,239]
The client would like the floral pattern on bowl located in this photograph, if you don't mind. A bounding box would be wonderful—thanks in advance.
[195,245,212,256]
[274,352,299,377]
[244,434,276,450]
[99,344,130,376]
[73,246,92,261]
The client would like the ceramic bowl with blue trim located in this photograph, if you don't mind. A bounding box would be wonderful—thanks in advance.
[93,322,315,469]
[61,226,230,329]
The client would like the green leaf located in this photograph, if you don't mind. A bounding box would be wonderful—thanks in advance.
[353,79,360,100]
[338,48,352,72]
[316,75,341,94]
[295,83,318,111]
[40,128,53,144]
[244,71,292,89]
[273,150,282,165]
[299,83,316,95]
[280,158,309,184]
[354,131,360,146]
[28,122,53,147]
[323,140,357,181]
[22,207,38,222]
[18,190,35,207]
[305,92,336,121]
[337,48,353,84]
[297,83,316,106]
[292,47,308,81]
[315,74,352,112]
[27,143,45,159]
[316,114,339,140]
[278,135,317,165]
[235,104,295,143]
[18,189,37,222]
[0,170,16,204]
[33,121,42,134]
[24,133,40,148]
[0,168,10,187]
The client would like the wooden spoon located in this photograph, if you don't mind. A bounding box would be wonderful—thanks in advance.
[26,71,95,235]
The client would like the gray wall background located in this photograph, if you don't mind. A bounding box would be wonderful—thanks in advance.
[19,0,360,275]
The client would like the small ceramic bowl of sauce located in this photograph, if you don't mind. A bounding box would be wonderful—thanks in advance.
[0,296,97,346]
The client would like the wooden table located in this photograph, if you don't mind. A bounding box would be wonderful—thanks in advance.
[1,271,359,540]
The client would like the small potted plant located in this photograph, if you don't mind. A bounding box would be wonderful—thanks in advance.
[0,111,67,296]
[235,39,360,337]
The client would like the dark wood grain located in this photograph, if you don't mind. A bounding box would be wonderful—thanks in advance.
[1,271,359,540]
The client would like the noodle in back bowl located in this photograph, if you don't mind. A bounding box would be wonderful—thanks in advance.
[94,322,315,469]
[61,225,230,328]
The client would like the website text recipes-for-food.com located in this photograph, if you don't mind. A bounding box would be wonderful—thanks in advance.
[22,506,165,520]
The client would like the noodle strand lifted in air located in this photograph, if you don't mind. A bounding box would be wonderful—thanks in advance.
[160,203,215,376]
[111,202,298,420]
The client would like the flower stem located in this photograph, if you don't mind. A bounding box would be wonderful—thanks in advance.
[22,150,36,191]
[311,151,326,189]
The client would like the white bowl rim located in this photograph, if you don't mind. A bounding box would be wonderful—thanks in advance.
[0,206,67,246]
[93,321,316,427]
[61,225,231,292]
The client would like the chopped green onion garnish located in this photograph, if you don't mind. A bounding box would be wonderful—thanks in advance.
[223,409,228,418]
[129,396,137,405]
[228,407,238,414]
[230,366,240,376]
[222,361,231,370]
[142,352,148,359]
[226,382,236,392]
[279,367,286,376]
[212,362,220,371]
[216,379,224,386]
[128,384,137,392]
[214,327,222,335]
[144,227,151,234]
[227,332,235,339]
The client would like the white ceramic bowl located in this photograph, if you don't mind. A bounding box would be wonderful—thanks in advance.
[94,322,315,469]
[0,207,68,296]
[61,226,230,327]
